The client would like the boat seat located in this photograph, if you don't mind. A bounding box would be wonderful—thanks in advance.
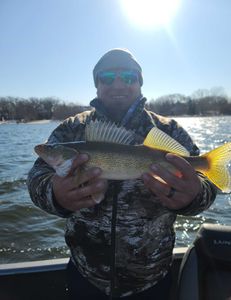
[177,223,231,300]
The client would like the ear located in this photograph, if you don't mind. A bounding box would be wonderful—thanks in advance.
[96,83,103,98]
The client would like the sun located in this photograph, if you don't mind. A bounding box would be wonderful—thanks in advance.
[120,0,181,29]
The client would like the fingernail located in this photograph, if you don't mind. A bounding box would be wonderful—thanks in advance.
[92,193,104,204]
[93,168,102,176]
[166,153,174,160]
[96,179,107,189]
[79,154,88,161]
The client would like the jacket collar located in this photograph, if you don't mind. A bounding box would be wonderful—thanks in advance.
[89,97,156,141]
[90,96,147,127]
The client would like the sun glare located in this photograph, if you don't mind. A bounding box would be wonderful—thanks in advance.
[120,0,181,29]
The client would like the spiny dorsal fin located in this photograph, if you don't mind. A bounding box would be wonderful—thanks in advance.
[143,127,190,156]
[85,120,135,144]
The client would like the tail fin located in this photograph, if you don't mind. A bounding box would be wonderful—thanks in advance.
[201,142,231,193]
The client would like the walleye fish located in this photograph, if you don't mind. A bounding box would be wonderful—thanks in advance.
[35,120,231,193]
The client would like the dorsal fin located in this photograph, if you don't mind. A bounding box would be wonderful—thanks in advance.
[143,126,190,156]
[85,120,135,145]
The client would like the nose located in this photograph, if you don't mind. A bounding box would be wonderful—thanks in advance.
[111,76,126,88]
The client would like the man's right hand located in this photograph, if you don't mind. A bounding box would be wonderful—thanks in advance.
[52,153,108,212]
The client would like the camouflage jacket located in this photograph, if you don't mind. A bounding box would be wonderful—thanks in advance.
[27,97,217,297]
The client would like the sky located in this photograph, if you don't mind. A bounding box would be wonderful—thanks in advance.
[0,0,230,106]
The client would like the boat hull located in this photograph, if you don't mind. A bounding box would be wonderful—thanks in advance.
[0,248,187,300]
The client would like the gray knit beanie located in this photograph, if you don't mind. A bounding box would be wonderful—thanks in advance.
[93,48,143,87]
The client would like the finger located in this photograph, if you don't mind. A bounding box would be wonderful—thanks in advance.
[142,173,177,207]
[91,192,105,204]
[142,173,198,210]
[52,173,72,190]
[142,173,171,197]
[149,164,185,192]
[67,179,107,210]
[68,153,89,176]
[69,196,97,211]
[70,178,107,200]
[166,153,197,180]
[149,162,201,200]
[166,154,202,194]
[159,194,186,210]
[89,178,108,193]
[52,172,79,192]
[72,167,102,186]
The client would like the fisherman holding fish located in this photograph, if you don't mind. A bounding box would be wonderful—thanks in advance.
[28,49,230,299]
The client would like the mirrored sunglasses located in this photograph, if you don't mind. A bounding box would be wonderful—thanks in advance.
[98,70,139,85]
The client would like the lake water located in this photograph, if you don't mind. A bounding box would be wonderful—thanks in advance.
[0,116,230,263]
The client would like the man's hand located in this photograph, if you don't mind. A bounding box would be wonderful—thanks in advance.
[142,153,202,210]
[52,154,108,212]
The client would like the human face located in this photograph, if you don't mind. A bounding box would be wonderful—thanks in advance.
[96,68,142,116]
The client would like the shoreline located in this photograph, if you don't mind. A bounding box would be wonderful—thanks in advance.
[0,115,230,125]
[25,120,53,124]
[0,119,55,125]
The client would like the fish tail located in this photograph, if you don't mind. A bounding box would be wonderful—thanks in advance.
[201,142,231,192]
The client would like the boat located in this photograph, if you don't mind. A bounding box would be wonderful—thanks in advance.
[0,249,186,300]
[0,223,230,300]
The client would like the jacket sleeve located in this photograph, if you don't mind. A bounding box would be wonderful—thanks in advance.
[154,116,218,216]
[173,172,217,216]
[27,117,81,217]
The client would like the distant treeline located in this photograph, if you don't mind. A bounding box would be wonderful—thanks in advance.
[0,91,231,122]
[147,93,231,116]
[0,97,90,122]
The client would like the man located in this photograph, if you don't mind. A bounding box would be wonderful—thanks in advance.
[27,48,217,299]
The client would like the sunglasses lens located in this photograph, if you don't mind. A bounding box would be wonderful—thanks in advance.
[98,70,139,85]
[98,71,116,85]
[120,71,138,84]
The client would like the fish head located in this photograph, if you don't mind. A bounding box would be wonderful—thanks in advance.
[34,144,78,177]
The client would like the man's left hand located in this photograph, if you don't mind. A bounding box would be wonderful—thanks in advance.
[142,153,202,210]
